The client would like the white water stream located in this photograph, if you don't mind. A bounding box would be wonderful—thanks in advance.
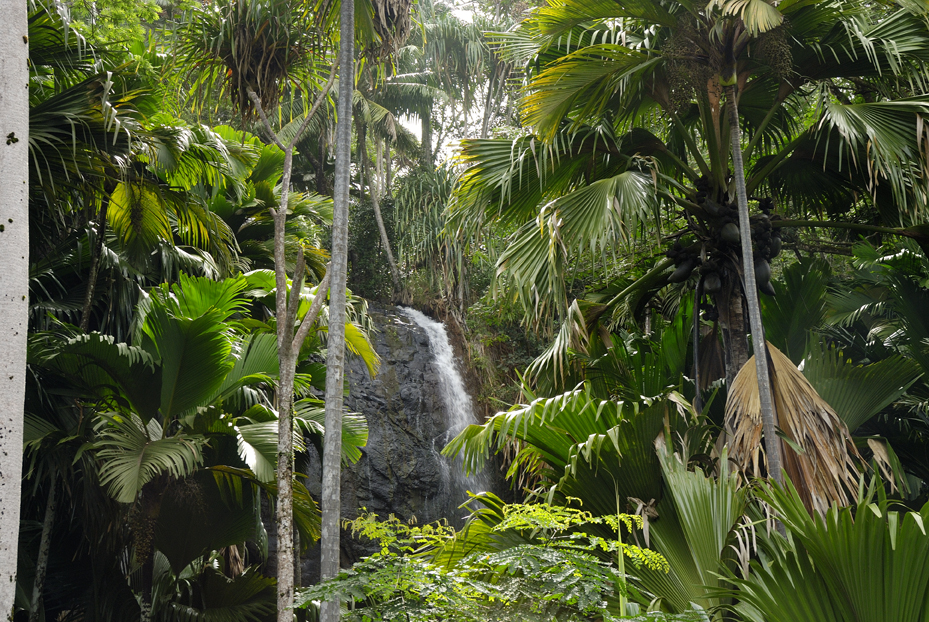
[399,307,490,519]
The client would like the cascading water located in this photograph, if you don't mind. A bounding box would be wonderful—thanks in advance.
[399,307,490,523]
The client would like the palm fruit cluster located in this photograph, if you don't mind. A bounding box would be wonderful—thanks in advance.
[749,197,783,295]
[666,176,783,295]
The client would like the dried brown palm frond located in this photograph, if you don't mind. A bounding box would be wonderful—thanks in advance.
[369,0,413,59]
[725,342,863,514]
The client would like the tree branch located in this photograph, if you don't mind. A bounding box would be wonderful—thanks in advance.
[288,63,339,151]
[246,88,286,151]
[291,267,331,352]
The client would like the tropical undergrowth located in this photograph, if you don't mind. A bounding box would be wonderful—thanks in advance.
[294,500,713,622]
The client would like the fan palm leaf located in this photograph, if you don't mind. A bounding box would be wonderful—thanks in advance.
[635,445,749,613]
[801,340,922,434]
[95,414,207,504]
[730,480,929,622]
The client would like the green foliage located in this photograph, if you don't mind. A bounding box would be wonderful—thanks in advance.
[729,480,929,622]
[760,258,831,364]
[95,414,207,504]
[347,197,396,301]
[176,0,327,120]
[295,501,671,621]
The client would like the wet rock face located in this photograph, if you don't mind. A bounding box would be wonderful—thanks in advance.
[299,304,466,582]
[340,305,453,524]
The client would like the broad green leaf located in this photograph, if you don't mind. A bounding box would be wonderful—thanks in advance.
[96,414,206,503]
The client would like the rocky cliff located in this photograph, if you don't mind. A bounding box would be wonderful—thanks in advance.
[295,303,498,583]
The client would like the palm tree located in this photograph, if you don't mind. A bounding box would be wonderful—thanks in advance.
[27,8,245,339]
[451,0,929,495]
[0,1,29,615]
[178,4,342,615]
[21,271,375,621]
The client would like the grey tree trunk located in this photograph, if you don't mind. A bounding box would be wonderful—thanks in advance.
[375,135,384,197]
[319,0,354,618]
[385,139,392,198]
[29,483,57,622]
[725,84,783,485]
[361,130,401,297]
[0,6,29,619]
[421,107,433,168]
[357,121,366,203]
[480,62,498,139]
[80,201,108,332]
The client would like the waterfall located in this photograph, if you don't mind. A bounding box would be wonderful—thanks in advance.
[399,307,490,521]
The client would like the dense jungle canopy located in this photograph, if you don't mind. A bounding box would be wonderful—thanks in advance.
[2,0,929,620]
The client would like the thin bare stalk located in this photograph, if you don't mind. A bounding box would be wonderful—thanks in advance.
[80,201,108,332]
[359,131,401,297]
[28,482,56,622]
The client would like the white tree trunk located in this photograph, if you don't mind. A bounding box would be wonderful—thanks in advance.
[0,5,29,619]
[319,0,354,619]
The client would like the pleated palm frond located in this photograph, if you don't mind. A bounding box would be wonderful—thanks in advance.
[235,417,307,484]
[211,465,320,544]
[295,399,370,465]
[802,340,922,434]
[96,414,207,504]
[635,445,750,614]
[725,342,863,514]
[729,480,929,622]
[159,566,276,622]
[759,259,831,365]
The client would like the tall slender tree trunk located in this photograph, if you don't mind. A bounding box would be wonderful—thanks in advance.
[80,200,108,332]
[0,6,29,618]
[357,121,366,203]
[318,128,330,196]
[320,0,354,619]
[480,62,498,139]
[29,482,57,622]
[360,129,401,298]
[247,64,338,622]
[385,139,392,198]
[725,83,783,484]
[375,135,384,197]
[421,107,433,168]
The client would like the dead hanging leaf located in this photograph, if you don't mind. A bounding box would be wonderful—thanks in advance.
[725,342,863,514]
[866,438,904,494]
[368,0,414,60]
